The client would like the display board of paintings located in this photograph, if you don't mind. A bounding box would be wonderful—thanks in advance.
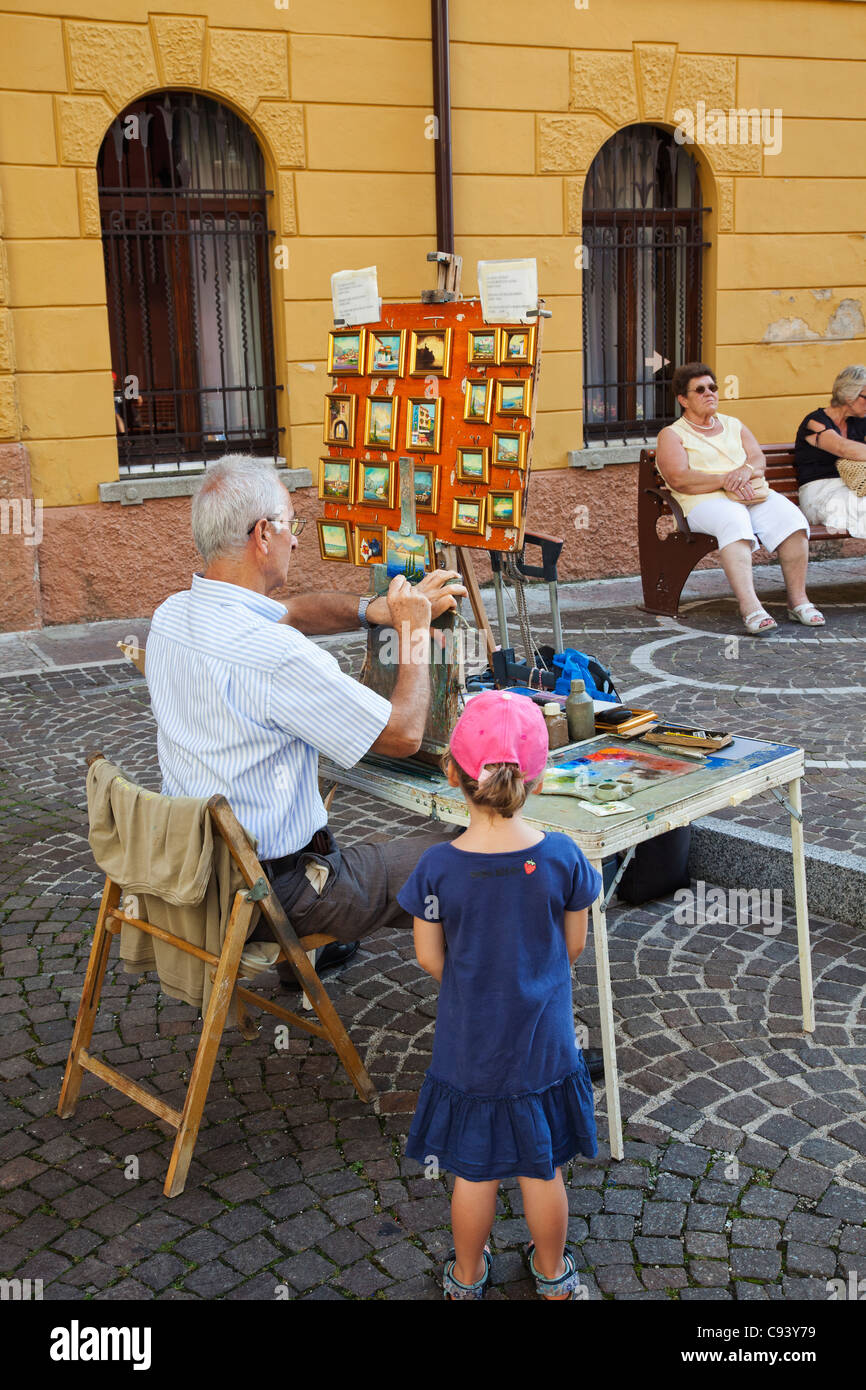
[318,298,540,566]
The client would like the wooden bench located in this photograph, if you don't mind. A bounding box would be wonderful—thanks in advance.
[638,442,850,617]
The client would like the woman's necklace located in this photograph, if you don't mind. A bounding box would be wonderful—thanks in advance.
[683,413,719,433]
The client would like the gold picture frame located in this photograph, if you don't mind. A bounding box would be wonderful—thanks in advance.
[495,379,532,418]
[413,464,440,514]
[406,397,442,453]
[500,326,536,366]
[456,447,490,485]
[327,330,366,376]
[324,393,356,446]
[463,378,493,424]
[318,456,355,504]
[452,496,486,534]
[364,395,399,450]
[354,523,386,566]
[409,328,453,376]
[487,489,522,529]
[493,430,528,471]
[366,329,406,377]
[467,328,500,365]
[357,461,396,509]
[317,518,352,563]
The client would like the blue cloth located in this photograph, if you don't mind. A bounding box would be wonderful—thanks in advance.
[147,574,391,860]
[398,833,602,1181]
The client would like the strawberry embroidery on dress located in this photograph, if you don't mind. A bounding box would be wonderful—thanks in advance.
[524,859,536,875]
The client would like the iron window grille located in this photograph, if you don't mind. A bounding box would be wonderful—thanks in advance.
[582,125,710,445]
[98,93,282,476]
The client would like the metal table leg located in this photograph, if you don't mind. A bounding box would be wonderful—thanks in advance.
[589,860,623,1160]
[788,776,815,1033]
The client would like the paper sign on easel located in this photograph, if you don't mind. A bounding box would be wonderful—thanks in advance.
[477,258,538,323]
[331,266,381,326]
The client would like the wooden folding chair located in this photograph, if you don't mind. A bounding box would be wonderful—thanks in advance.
[58,755,375,1198]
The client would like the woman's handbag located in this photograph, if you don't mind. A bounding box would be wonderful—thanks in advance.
[837,459,866,498]
[725,473,770,506]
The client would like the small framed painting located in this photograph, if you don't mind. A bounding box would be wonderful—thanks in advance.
[327,330,365,375]
[413,464,440,514]
[467,328,500,365]
[464,379,493,424]
[324,393,356,445]
[358,461,396,509]
[493,430,527,470]
[406,397,442,452]
[487,489,521,529]
[318,457,354,503]
[354,523,385,567]
[366,329,406,376]
[364,395,399,450]
[317,519,352,563]
[409,328,453,377]
[452,496,486,534]
[500,326,536,366]
[456,447,490,484]
[496,379,532,418]
[385,529,432,578]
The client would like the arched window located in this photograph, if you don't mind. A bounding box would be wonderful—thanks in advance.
[582,125,708,444]
[98,93,280,473]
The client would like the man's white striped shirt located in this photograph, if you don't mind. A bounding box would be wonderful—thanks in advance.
[146,574,391,859]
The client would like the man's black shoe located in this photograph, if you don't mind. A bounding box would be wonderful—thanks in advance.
[584,1048,605,1083]
[277,940,358,987]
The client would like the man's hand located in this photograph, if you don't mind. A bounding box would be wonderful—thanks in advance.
[367,569,466,628]
[383,575,432,634]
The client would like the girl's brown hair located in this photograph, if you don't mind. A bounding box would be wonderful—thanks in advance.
[445,752,541,819]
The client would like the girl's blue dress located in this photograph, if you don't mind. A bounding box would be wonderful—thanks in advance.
[397,831,601,1181]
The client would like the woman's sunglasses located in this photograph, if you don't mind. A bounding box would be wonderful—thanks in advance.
[689,384,718,395]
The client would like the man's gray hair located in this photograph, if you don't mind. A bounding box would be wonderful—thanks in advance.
[831,364,866,407]
[191,455,287,563]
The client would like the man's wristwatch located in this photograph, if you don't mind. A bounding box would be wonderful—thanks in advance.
[357,595,378,631]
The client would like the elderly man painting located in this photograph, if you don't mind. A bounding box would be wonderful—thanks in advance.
[145,455,465,982]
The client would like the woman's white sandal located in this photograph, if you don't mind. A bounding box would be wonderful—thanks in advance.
[787,602,825,627]
[742,609,777,636]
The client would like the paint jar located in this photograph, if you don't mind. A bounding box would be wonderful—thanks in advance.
[565,679,595,743]
[543,702,569,750]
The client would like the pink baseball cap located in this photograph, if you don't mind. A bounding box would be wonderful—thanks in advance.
[450,690,549,783]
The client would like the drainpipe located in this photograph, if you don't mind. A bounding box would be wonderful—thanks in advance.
[431,0,454,254]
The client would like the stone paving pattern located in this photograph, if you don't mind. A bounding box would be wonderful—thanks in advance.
[0,565,864,1300]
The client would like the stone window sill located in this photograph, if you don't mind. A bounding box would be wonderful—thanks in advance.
[99,462,313,505]
[568,438,658,469]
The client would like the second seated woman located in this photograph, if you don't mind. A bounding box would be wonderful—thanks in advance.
[655,362,823,635]
[794,363,866,540]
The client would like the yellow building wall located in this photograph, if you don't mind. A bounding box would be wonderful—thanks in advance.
[0,0,864,506]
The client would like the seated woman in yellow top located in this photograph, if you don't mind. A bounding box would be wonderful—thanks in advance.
[655,363,823,635]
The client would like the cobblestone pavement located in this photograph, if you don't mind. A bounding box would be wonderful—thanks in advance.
[0,560,864,1301]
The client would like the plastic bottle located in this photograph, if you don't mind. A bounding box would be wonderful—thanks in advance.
[565,678,595,743]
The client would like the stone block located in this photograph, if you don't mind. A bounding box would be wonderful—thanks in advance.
[0,16,66,92]
[254,102,306,169]
[208,30,290,112]
[635,44,676,120]
[151,15,206,87]
[56,97,114,166]
[538,115,613,174]
[569,52,638,126]
[67,22,159,111]
[0,94,57,165]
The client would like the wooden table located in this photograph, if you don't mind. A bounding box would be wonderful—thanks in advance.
[321,733,814,1160]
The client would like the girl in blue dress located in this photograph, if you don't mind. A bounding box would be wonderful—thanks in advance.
[398,690,601,1300]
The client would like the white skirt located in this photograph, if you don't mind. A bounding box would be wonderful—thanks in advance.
[798,477,866,541]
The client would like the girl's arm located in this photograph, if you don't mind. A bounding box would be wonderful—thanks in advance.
[413,916,446,982]
[564,908,588,964]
